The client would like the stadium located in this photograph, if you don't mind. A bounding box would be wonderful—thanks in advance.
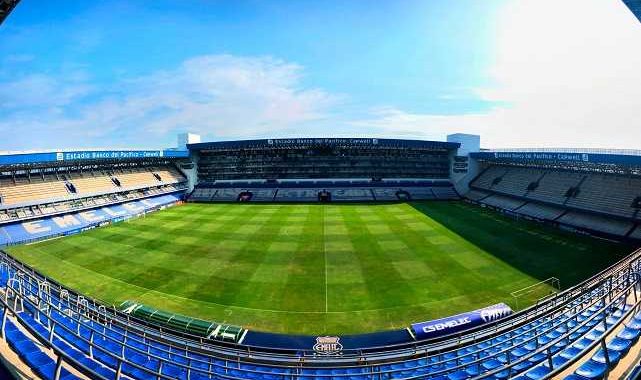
[2,1,641,380]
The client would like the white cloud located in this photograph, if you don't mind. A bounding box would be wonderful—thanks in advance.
[353,0,641,149]
[130,55,338,137]
[0,55,338,150]
[3,1,641,151]
[0,73,93,109]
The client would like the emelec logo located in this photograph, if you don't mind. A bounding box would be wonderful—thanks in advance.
[480,306,511,323]
[313,336,343,355]
[422,317,471,333]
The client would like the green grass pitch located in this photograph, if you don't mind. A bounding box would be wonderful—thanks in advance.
[6,201,632,335]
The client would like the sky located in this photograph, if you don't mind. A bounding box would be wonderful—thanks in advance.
[0,0,640,151]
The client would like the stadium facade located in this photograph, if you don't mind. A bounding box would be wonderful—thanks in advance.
[1,135,641,379]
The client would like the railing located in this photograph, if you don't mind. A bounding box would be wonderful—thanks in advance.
[3,247,641,360]
[0,248,640,380]
[0,252,602,361]
[1,257,639,380]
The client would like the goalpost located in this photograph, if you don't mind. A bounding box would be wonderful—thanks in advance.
[510,277,561,311]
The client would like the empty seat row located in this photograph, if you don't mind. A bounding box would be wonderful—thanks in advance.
[2,252,638,380]
[0,165,186,209]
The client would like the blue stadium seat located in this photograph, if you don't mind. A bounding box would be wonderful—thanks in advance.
[524,364,551,380]
[574,359,608,379]
[4,318,79,380]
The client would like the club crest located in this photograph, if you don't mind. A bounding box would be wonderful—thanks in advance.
[313,336,343,355]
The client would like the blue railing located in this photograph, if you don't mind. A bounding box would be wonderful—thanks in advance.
[1,247,641,379]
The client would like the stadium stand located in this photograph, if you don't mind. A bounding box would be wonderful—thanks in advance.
[372,187,402,201]
[527,170,586,205]
[0,150,189,250]
[0,193,182,246]
[330,188,374,202]
[190,187,218,201]
[190,181,460,203]
[514,202,567,221]
[557,211,635,237]
[480,194,527,211]
[630,225,641,240]
[0,166,185,208]
[467,161,641,241]
[1,247,640,380]
[187,139,462,203]
[191,138,457,181]
[248,188,278,202]
[431,185,460,200]
[488,167,542,196]
[0,185,185,226]
[464,189,492,202]
[564,174,641,219]
[6,140,641,378]
[274,188,319,202]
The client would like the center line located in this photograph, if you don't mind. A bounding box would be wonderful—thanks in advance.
[323,205,329,313]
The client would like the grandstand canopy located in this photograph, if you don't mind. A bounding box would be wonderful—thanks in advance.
[0,149,189,170]
[0,0,19,26]
[623,0,641,23]
[188,138,460,151]
[472,149,641,174]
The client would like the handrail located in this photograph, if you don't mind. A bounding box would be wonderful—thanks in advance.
[1,296,112,380]
[2,247,641,361]
[473,276,640,379]
[0,251,585,362]
[411,272,638,380]
[3,261,639,380]
[541,294,641,379]
[3,251,639,378]
[0,260,637,380]
[11,282,222,378]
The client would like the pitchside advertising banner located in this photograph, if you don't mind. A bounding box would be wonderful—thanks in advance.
[410,303,513,340]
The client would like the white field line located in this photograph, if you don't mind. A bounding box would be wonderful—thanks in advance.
[323,205,329,313]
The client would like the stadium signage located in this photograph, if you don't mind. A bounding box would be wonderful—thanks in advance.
[62,150,164,161]
[267,138,379,146]
[411,303,512,340]
[0,150,189,166]
[490,152,589,162]
[313,336,343,355]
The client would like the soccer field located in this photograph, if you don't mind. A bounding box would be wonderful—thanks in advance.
[6,201,631,335]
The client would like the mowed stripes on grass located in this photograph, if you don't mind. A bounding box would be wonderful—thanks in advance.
[6,201,631,335]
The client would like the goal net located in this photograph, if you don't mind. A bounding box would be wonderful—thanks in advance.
[510,277,561,311]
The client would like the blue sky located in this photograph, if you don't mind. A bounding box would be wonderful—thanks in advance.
[1,0,640,150]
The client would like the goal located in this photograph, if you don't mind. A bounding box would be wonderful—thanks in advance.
[510,277,561,311]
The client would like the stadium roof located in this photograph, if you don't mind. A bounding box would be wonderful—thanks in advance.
[0,149,189,168]
[484,147,641,156]
[0,0,19,26]
[189,138,460,151]
[471,149,641,169]
[623,0,641,23]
